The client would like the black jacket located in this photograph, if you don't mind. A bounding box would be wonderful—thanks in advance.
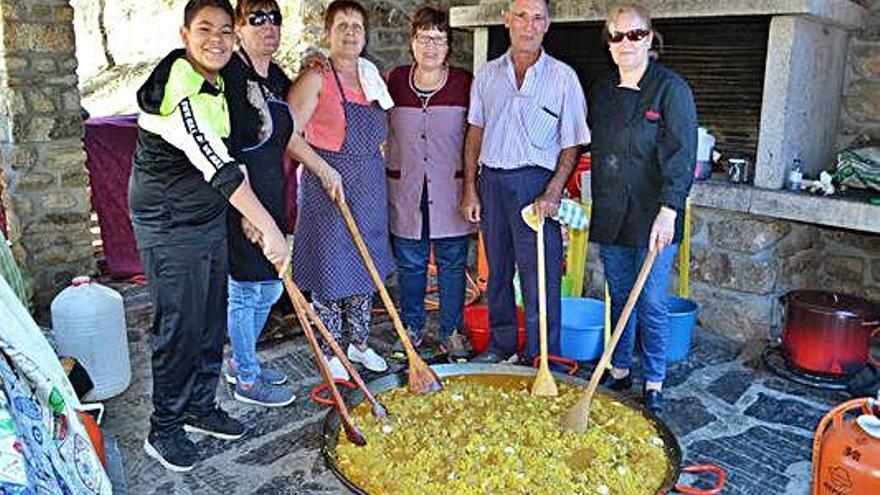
[129,49,244,247]
[222,53,292,281]
[588,61,697,247]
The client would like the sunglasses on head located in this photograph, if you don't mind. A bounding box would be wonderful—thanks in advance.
[607,28,650,43]
[248,10,282,27]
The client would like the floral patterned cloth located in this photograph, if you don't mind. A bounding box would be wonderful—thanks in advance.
[0,276,110,494]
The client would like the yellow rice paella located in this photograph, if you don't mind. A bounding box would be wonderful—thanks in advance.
[334,375,673,495]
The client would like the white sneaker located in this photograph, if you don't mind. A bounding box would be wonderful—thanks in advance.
[347,344,388,373]
[327,356,350,381]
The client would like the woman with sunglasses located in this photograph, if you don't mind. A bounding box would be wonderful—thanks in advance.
[385,5,476,361]
[221,0,343,407]
[287,0,394,381]
[588,2,697,416]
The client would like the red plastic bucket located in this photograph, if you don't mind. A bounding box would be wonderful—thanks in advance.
[565,154,591,199]
[464,305,525,354]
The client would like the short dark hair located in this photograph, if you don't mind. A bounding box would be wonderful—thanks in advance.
[324,0,369,35]
[184,0,235,27]
[234,0,280,25]
[411,4,451,60]
[508,0,551,14]
[411,4,450,38]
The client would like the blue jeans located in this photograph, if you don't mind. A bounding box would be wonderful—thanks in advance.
[227,277,283,384]
[392,234,469,340]
[600,244,679,383]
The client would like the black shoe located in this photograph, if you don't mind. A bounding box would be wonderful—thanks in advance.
[600,371,633,391]
[184,407,245,440]
[438,330,473,362]
[471,351,505,364]
[143,429,196,472]
[644,389,663,416]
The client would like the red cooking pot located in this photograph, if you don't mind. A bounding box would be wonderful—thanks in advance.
[781,290,880,376]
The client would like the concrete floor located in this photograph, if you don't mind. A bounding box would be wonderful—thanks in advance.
[101,282,852,494]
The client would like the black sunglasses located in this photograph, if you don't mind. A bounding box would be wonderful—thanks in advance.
[607,28,650,43]
[248,10,282,27]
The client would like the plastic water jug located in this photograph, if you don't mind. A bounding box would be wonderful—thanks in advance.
[51,276,131,401]
[697,127,715,162]
[695,127,715,180]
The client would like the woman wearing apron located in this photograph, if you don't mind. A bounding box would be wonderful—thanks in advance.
[223,0,343,407]
[288,0,394,381]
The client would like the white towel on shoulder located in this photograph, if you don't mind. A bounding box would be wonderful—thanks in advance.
[357,57,394,110]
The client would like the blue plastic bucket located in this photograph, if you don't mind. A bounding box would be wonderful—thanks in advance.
[560,297,605,361]
[667,296,699,363]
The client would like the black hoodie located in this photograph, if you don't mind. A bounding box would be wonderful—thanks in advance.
[128,49,245,247]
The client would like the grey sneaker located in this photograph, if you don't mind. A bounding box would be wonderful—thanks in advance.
[233,379,296,408]
[260,367,288,385]
[224,360,287,386]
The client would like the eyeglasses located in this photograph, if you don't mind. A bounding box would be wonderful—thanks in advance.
[413,34,448,47]
[607,28,650,43]
[248,10,282,27]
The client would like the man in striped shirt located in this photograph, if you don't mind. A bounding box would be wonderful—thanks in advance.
[460,0,590,365]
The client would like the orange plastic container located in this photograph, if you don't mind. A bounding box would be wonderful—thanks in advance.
[76,410,106,467]
[812,396,880,495]
[464,305,525,354]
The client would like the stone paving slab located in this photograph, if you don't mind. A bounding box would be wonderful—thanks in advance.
[102,284,856,494]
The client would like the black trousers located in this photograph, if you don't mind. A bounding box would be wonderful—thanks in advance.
[140,236,227,435]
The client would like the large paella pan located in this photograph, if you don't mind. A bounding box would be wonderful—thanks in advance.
[321,364,723,495]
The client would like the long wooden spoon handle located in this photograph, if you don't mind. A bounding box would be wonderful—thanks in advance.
[336,199,417,357]
[292,280,388,417]
[582,250,658,402]
[281,271,366,444]
[537,217,548,367]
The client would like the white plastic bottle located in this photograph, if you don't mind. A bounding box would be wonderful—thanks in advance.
[51,276,131,401]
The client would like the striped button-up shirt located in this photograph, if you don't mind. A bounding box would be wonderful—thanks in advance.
[468,50,591,171]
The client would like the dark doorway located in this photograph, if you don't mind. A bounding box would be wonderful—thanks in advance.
[488,16,771,159]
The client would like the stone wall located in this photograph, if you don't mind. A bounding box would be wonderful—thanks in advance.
[685,208,879,341]
[72,0,478,114]
[839,0,880,147]
[296,0,477,73]
[583,207,880,342]
[0,0,94,310]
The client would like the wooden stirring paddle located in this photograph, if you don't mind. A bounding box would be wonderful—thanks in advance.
[280,271,388,419]
[336,198,442,394]
[531,215,558,396]
[562,249,658,433]
[280,269,367,445]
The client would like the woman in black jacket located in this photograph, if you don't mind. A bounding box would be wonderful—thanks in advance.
[588,2,697,416]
